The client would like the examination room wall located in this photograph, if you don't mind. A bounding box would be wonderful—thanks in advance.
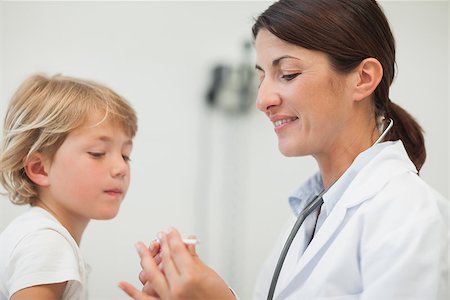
[0,1,448,299]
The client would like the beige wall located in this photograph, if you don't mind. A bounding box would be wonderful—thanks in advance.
[0,1,448,299]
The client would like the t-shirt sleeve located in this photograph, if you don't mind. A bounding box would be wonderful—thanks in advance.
[6,228,81,297]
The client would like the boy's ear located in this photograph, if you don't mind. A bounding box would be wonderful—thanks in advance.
[24,153,50,187]
[352,57,383,102]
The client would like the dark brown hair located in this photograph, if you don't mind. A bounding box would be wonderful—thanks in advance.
[252,0,425,171]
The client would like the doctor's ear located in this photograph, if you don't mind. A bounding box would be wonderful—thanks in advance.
[351,58,383,102]
[24,152,50,187]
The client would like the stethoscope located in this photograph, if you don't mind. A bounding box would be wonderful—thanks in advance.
[267,118,394,300]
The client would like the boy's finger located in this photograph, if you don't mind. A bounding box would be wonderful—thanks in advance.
[135,242,171,298]
[118,281,156,300]
[139,270,146,285]
[149,240,161,256]
[158,232,181,284]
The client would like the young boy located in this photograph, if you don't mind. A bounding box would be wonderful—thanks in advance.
[0,74,138,299]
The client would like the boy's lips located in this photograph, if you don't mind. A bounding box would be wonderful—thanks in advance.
[104,189,124,197]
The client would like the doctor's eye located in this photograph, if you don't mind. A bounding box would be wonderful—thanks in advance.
[122,155,131,162]
[282,73,301,81]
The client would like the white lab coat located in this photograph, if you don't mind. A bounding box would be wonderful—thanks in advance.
[254,141,449,300]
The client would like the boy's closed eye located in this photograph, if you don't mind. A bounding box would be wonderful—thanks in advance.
[88,152,105,158]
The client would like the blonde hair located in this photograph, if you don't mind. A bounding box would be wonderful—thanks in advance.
[0,74,138,205]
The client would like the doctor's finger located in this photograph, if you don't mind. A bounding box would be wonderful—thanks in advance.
[142,281,159,297]
[166,229,198,272]
[186,234,198,256]
[140,255,162,285]
[154,253,162,265]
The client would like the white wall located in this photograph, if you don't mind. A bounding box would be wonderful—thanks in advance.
[0,1,448,300]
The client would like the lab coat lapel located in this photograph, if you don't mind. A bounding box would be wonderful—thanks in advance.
[273,195,358,299]
[290,202,348,280]
[274,222,310,293]
[289,141,417,277]
[274,141,417,298]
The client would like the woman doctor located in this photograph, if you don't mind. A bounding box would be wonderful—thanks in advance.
[120,0,448,299]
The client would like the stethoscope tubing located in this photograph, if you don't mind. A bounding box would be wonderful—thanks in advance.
[266,189,326,300]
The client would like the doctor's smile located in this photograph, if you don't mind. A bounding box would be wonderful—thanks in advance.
[272,116,299,131]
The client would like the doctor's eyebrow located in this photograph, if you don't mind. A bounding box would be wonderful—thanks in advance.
[255,55,302,71]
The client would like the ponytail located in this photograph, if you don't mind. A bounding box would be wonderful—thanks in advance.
[384,101,426,172]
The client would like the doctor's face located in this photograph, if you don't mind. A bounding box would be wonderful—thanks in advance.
[255,29,354,158]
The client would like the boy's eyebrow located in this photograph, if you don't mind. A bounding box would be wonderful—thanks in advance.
[95,135,133,146]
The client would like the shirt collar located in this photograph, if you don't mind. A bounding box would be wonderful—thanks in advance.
[288,141,395,216]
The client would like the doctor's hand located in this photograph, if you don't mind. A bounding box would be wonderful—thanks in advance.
[119,228,236,300]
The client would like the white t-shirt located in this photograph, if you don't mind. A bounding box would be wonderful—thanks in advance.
[0,206,89,299]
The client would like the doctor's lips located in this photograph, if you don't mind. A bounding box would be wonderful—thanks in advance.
[271,116,298,129]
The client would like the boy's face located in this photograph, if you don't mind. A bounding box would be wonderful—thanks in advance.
[41,112,133,223]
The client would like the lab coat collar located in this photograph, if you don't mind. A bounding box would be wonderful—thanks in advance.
[337,140,417,209]
[288,141,416,215]
[277,141,417,299]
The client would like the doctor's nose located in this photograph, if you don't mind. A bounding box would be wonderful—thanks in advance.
[256,80,281,113]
